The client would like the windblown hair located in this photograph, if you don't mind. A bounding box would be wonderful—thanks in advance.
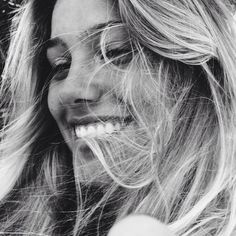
[0,0,236,235]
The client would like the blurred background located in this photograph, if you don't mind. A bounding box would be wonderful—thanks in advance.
[0,0,21,72]
[0,0,21,125]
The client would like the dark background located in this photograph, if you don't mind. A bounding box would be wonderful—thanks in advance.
[0,0,21,124]
[0,0,21,70]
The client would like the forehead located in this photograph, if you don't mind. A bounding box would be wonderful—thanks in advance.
[51,0,118,38]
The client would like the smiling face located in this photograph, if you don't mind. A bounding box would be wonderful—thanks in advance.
[47,0,134,162]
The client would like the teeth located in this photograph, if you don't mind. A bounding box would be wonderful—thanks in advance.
[105,123,114,134]
[75,122,121,138]
[115,123,121,130]
[97,124,105,136]
[87,125,96,137]
[79,126,87,138]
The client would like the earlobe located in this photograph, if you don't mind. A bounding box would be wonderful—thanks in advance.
[108,215,175,236]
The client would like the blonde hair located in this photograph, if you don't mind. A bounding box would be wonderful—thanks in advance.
[0,0,236,235]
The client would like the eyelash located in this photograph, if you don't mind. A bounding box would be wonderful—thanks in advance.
[51,58,71,80]
[49,46,134,80]
[99,47,133,66]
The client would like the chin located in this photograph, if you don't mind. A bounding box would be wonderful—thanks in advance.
[72,141,112,185]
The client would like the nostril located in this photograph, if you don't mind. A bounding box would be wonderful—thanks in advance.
[74,98,99,104]
[72,85,103,104]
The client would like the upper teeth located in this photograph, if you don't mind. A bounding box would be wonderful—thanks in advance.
[75,122,121,138]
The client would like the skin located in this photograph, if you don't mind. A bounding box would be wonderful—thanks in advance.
[47,0,129,160]
[47,0,134,182]
[47,0,175,235]
[108,215,175,236]
[48,0,115,146]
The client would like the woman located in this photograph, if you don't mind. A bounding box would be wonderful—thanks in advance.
[0,0,236,235]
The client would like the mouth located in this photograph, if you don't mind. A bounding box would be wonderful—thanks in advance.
[72,116,133,139]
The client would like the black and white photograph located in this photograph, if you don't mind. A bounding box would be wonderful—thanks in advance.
[0,0,236,235]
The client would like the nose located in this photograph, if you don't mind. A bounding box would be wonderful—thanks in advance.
[58,71,103,105]
[62,80,102,104]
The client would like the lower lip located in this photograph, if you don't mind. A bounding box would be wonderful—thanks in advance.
[71,121,134,161]
[76,141,95,160]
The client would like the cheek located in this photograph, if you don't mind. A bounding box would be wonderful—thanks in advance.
[47,83,61,122]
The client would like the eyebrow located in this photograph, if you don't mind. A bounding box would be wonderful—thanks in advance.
[46,20,121,50]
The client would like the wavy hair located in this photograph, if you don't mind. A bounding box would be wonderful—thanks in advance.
[0,0,236,235]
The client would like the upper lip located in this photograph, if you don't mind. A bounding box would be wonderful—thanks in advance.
[68,115,133,127]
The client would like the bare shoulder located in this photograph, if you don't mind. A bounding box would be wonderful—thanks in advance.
[108,215,175,236]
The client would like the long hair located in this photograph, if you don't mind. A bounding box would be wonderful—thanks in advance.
[0,0,236,235]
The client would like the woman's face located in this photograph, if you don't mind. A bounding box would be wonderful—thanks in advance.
[47,0,132,161]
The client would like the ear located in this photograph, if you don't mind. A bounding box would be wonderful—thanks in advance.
[108,215,175,236]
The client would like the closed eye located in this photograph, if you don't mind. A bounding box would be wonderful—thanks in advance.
[99,47,134,67]
[50,57,71,81]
